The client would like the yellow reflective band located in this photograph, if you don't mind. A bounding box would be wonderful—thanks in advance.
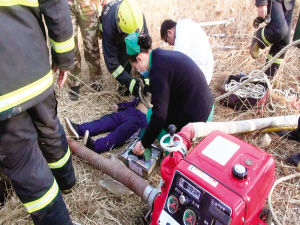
[144,78,150,85]
[51,36,75,54]
[0,0,38,7]
[48,147,71,169]
[0,71,53,113]
[24,179,59,213]
[129,79,136,94]
[99,23,103,32]
[112,65,124,78]
[267,54,283,65]
[261,27,271,46]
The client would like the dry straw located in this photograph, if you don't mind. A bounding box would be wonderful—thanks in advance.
[0,0,299,224]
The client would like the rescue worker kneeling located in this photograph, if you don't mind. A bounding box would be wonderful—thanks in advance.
[0,0,76,224]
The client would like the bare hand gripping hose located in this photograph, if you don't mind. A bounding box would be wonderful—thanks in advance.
[68,139,159,207]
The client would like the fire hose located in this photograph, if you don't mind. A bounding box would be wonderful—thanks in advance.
[67,139,159,208]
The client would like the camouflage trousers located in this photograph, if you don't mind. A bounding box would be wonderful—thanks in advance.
[68,0,102,85]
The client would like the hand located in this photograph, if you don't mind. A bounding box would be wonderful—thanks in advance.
[131,78,140,97]
[100,0,106,6]
[53,67,68,88]
[110,104,118,112]
[132,141,145,156]
[257,5,268,19]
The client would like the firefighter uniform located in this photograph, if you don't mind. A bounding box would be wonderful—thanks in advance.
[0,0,76,224]
[254,0,295,77]
[99,0,148,96]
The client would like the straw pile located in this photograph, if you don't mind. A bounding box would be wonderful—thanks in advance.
[0,0,299,224]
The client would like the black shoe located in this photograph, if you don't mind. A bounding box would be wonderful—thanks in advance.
[65,117,80,140]
[83,130,95,150]
[286,153,300,167]
[69,85,80,101]
[90,82,102,92]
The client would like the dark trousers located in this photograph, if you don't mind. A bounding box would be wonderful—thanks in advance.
[256,0,295,77]
[78,107,147,153]
[0,91,75,224]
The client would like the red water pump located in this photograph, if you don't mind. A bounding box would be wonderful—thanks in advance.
[151,130,276,225]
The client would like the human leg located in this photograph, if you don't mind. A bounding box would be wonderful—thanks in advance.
[0,111,72,225]
[77,0,102,83]
[28,92,76,191]
[78,113,121,136]
[93,112,147,153]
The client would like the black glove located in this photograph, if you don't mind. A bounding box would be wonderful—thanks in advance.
[142,78,150,95]
[131,78,140,97]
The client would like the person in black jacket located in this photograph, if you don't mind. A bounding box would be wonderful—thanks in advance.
[124,33,215,155]
[99,0,149,96]
[0,0,76,224]
[250,0,295,78]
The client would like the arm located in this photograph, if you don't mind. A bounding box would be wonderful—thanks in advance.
[102,31,139,96]
[38,0,75,87]
[141,75,170,148]
[117,98,139,110]
[255,0,268,18]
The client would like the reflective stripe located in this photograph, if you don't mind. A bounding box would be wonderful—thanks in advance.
[261,27,271,46]
[129,79,136,94]
[24,179,59,213]
[48,147,71,169]
[0,0,38,7]
[144,78,150,85]
[99,23,103,32]
[112,65,124,78]
[0,71,53,113]
[267,54,283,65]
[51,36,75,54]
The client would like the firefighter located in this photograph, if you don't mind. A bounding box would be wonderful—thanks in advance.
[250,0,295,78]
[0,0,76,224]
[99,0,149,96]
[124,33,215,155]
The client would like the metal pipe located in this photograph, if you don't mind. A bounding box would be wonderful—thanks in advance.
[68,139,159,208]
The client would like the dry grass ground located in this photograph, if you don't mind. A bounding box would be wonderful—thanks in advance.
[0,0,300,224]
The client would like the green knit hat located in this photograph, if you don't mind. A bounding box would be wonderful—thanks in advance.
[125,32,140,55]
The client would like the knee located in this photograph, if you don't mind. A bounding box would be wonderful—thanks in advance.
[270,23,289,40]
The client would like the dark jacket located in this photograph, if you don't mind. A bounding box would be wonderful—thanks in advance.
[100,0,148,95]
[0,0,74,121]
[255,0,294,11]
[141,49,214,148]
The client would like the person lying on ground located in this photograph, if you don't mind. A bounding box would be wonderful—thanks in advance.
[65,98,148,153]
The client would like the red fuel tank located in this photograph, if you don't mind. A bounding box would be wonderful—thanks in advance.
[155,131,276,225]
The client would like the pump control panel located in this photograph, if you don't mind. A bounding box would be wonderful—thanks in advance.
[159,171,232,225]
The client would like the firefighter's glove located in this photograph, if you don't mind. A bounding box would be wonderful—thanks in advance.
[131,78,141,97]
[143,78,151,95]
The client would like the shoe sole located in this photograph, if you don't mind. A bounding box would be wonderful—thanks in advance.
[65,118,79,140]
[83,130,89,146]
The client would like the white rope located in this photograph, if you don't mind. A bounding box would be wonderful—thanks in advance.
[268,173,300,225]
[215,39,300,103]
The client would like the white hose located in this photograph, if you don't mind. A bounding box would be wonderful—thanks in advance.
[191,114,299,138]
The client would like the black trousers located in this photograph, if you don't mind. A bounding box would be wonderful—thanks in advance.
[0,90,75,224]
[256,0,295,77]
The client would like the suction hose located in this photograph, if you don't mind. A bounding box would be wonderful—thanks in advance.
[181,114,299,139]
[68,139,160,208]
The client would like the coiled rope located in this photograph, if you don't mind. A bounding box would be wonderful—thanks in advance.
[215,39,300,104]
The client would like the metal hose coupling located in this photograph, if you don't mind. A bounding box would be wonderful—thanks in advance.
[143,185,160,208]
